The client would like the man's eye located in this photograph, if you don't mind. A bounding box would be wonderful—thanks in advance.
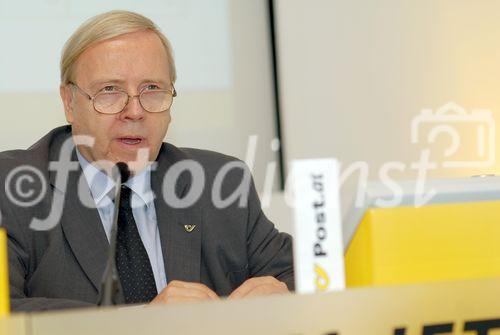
[102,86,117,92]
[145,84,160,91]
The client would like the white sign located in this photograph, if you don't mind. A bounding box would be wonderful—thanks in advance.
[290,158,345,293]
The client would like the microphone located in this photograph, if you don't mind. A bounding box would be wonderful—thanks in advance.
[98,162,130,306]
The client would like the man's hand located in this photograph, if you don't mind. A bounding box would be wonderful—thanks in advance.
[228,276,289,300]
[149,280,220,305]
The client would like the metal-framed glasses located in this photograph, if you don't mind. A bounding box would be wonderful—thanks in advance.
[69,82,177,115]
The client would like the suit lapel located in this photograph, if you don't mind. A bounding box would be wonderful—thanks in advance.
[60,172,110,292]
[48,133,110,293]
[152,144,202,283]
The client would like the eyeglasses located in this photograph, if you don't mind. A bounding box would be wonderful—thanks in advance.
[69,82,177,115]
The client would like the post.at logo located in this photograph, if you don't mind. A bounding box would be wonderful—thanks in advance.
[314,264,330,291]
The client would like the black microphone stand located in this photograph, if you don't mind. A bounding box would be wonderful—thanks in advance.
[98,162,130,306]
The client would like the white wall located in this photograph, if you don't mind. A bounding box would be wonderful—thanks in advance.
[267,0,500,234]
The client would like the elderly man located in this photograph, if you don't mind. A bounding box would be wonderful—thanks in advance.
[1,10,293,311]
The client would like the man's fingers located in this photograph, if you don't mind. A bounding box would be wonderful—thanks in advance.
[229,276,286,299]
[169,280,220,300]
[230,282,285,299]
[151,278,287,305]
[150,280,220,305]
[229,278,260,299]
[166,286,214,300]
[240,283,287,299]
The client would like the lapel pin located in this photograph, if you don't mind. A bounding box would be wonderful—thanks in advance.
[184,225,196,233]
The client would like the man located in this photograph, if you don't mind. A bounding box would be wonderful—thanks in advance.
[1,10,293,312]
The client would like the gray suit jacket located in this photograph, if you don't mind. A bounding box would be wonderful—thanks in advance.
[0,126,294,312]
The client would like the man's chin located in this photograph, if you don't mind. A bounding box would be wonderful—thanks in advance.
[108,149,157,175]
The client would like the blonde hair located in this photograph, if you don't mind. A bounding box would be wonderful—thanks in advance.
[60,10,176,85]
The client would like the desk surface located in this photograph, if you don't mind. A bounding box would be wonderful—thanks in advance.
[3,277,500,335]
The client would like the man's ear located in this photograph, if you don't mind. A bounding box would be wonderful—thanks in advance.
[60,85,75,124]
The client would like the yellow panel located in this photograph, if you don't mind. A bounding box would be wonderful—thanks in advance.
[345,210,374,286]
[345,200,500,287]
[0,228,9,316]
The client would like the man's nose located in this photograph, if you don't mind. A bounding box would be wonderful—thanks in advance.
[120,95,146,121]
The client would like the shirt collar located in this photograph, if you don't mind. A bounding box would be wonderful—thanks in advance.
[76,149,154,208]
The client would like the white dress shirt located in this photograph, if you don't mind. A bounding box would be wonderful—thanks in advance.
[76,150,167,293]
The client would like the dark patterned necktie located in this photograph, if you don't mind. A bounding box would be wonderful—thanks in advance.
[115,185,158,304]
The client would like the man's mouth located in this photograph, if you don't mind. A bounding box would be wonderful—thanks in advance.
[117,137,144,146]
